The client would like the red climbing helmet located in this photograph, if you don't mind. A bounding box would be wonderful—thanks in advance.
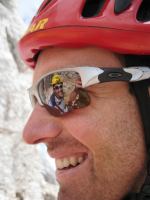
[18,0,150,68]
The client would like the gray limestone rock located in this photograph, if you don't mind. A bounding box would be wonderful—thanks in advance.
[0,0,58,199]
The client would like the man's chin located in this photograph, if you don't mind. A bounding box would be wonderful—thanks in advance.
[58,186,86,200]
[58,186,101,200]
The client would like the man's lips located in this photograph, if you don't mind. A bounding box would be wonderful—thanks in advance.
[55,153,87,170]
[49,153,88,184]
[46,145,90,180]
[48,150,88,174]
[55,153,89,182]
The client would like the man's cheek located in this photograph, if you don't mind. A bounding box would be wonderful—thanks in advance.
[64,118,100,150]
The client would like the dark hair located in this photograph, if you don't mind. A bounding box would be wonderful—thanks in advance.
[125,55,150,67]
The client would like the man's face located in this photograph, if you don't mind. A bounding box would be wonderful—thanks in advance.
[53,83,64,99]
[23,47,146,200]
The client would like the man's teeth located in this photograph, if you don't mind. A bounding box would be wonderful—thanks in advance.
[56,156,84,170]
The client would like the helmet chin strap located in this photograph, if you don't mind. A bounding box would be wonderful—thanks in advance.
[124,80,150,200]
[124,159,150,200]
[138,157,150,198]
[138,155,150,200]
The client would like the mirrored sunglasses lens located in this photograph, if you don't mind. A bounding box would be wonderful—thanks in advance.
[37,71,90,116]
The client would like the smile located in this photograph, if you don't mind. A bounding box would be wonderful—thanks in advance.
[55,154,86,170]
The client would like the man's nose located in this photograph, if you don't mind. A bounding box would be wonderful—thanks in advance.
[23,104,62,144]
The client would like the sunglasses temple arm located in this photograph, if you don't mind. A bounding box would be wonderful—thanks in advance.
[124,67,150,82]
[77,67,104,87]
[85,67,150,85]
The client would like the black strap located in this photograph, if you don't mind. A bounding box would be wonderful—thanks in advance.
[124,79,150,200]
[130,79,150,150]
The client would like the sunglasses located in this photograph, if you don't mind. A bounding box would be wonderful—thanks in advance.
[29,66,150,116]
[53,84,63,90]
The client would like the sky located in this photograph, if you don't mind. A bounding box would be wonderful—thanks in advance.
[19,0,43,25]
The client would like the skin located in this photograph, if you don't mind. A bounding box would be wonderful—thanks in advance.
[23,47,147,200]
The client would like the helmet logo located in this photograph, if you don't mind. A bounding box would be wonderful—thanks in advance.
[27,18,48,33]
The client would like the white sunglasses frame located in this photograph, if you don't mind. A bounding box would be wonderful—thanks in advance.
[29,66,150,107]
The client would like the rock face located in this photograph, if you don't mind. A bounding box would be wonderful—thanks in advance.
[0,0,58,199]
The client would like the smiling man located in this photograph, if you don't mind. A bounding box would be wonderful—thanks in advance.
[18,1,150,200]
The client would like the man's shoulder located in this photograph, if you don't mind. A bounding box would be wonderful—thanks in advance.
[49,93,56,106]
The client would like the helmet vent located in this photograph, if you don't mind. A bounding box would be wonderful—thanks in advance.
[37,0,53,14]
[137,0,150,22]
[82,0,105,18]
[114,0,132,14]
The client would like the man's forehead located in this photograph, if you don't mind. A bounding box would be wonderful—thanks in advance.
[33,47,124,83]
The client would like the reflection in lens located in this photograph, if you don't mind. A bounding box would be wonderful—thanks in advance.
[67,88,90,110]
[38,71,90,116]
